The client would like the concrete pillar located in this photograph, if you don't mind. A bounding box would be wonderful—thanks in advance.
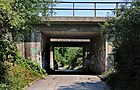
[83,45,91,72]
[50,46,54,70]
[45,37,51,72]
[105,34,108,71]
[90,34,106,74]
[105,34,114,70]
[41,34,51,72]
[83,46,87,70]
[89,38,96,73]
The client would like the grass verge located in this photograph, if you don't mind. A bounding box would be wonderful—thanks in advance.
[0,59,47,90]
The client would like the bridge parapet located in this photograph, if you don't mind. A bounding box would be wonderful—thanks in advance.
[43,16,106,24]
[48,2,131,17]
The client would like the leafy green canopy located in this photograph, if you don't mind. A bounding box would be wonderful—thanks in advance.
[54,47,83,69]
[0,0,53,86]
[0,0,54,40]
[0,0,55,61]
[102,1,140,90]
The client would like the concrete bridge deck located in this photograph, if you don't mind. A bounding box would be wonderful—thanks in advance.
[43,17,106,24]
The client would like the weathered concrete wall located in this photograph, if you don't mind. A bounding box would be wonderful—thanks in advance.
[89,34,106,74]
[44,17,105,23]
[25,42,41,60]
[17,32,42,66]
[105,34,114,70]
[41,35,51,72]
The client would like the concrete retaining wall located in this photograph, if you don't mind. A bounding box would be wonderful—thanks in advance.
[17,32,42,66]
[89,34,106,74]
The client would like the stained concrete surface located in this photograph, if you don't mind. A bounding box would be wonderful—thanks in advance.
[26,75,109,90]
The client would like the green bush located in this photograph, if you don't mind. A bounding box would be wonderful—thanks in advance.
[100,68,115,81]
[7,64,40,90]
[102,1,140,90]
[0,58,46,90]
[54,47,83,69]
[0,61,8,84]
[101,70,120,90]
[15,59,46,75]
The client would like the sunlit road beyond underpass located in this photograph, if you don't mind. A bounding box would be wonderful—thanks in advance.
[26,75,109,90]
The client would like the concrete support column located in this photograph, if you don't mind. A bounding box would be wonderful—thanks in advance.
[105,34,114,70]
[42,35,51,72]
[50,46,54,70]
[105,34,108,71]
[90,35,106,74]
[83,47,85,69]
[83,45,91,72]
[89,38,96,73]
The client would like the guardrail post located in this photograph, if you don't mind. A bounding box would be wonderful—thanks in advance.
[94,2,96,17]
[73,2,75,16]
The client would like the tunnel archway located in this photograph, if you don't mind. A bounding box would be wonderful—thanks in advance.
[16,17,110,75]
[40,17,106,74]
[41,32,106,74]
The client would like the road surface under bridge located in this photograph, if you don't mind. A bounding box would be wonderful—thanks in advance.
[26,75,109,90]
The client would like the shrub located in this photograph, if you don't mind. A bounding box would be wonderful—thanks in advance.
[102,1,140,90]
[101,67,120,89]
[15,59,46,75]
[0,58,46,90]
[0,61,8,84]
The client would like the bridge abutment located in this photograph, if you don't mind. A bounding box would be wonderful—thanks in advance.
[17,17,113,74]
[89,35,106,74]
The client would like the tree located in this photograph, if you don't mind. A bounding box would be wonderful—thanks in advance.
[0,0,55,83]
[0,0,55,61]
[54,47,83,69]
[102,1,140,90]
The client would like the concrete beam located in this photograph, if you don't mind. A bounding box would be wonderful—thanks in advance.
[42,16,106,24]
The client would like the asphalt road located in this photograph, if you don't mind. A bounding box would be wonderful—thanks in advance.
[26,75,109,90]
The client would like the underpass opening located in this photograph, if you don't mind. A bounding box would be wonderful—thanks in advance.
[41,28,106,74]
[49,38,90,74]
[15,15,110,76]
[53,47,84,71]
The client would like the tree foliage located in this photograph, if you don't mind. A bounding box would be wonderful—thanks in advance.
[0,0,52,37]
[102,1,140,90]
[54,47,83,69]
[0,0,54,86]
[0,0,54,61]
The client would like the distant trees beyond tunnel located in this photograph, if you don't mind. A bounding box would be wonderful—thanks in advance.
[54,47,83,70]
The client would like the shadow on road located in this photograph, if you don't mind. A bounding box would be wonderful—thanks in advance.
[57,81,109,90]
[48,69,99,75]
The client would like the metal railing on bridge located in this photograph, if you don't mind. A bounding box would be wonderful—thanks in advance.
[49,2,131,17]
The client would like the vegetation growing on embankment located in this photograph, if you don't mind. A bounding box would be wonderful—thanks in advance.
[0,58,46,90]
[0,1,52,89]
[101,1,140,90]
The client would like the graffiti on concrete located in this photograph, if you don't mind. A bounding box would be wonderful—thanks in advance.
[31,48,38,54]
[29,43,41,65]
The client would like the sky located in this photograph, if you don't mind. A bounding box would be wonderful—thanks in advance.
[51,0,131,17]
